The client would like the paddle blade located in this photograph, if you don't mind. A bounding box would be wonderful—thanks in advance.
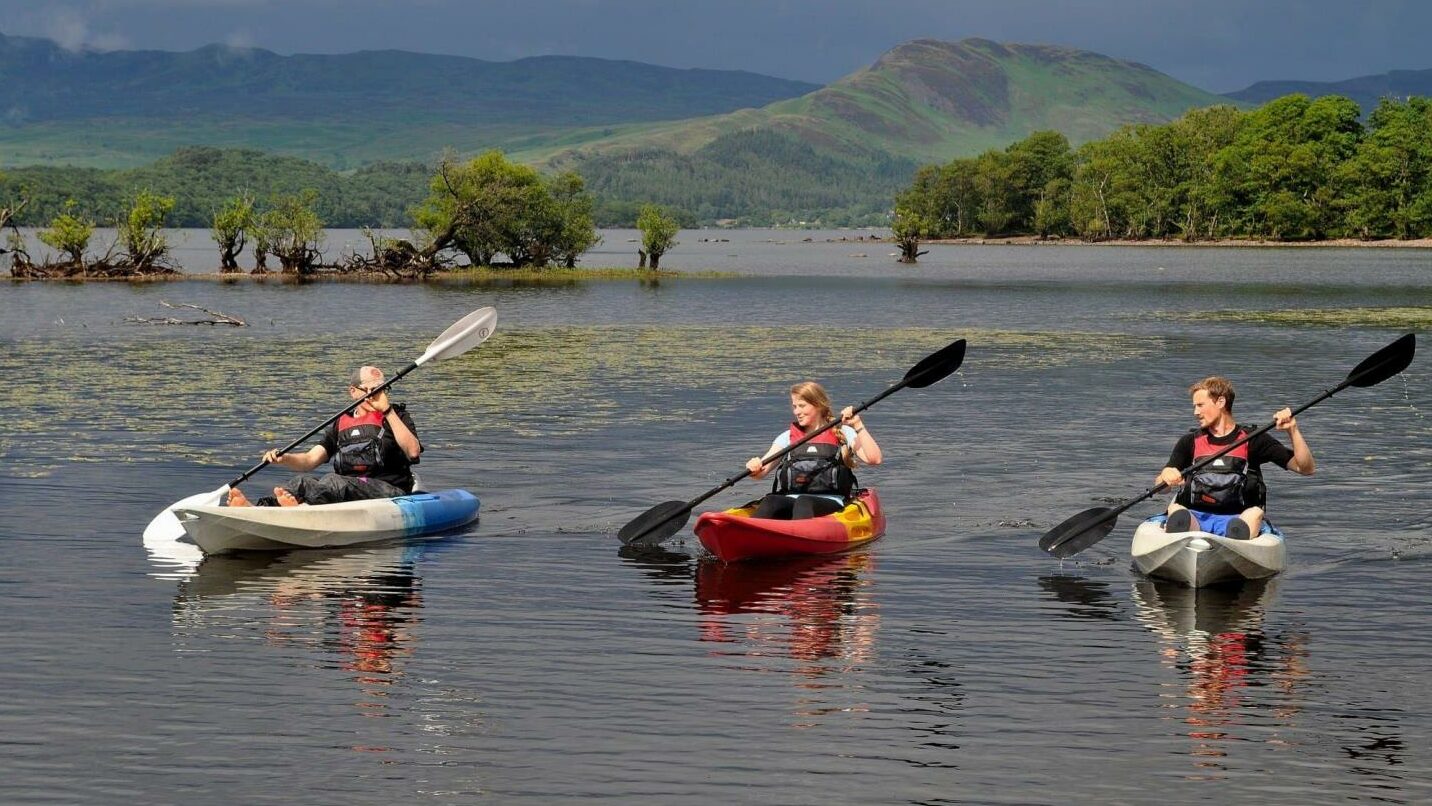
[1038,506,1118,558]
[904,338,966,389]
[1346,333,1416,388]
[142,484,229,544]
[418,306,498,364]
[619,500,693,545]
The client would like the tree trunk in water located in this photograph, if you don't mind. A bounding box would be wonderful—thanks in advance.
[649,252,661,270]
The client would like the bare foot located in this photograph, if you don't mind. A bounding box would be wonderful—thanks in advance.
[227,488,252,507]
[274,487,301,507]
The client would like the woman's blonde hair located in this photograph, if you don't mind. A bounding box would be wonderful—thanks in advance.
[790,380,855,468]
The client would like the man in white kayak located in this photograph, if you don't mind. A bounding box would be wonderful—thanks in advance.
[228,365,422,507]
[1157,376,1315,539]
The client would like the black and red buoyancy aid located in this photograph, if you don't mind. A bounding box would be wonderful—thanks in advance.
[332,409,387,476]
[1183,426,1252,512]
[773,424,857,498]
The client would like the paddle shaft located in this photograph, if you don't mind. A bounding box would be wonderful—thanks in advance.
[676,378,910,513]
[226,359,420,488]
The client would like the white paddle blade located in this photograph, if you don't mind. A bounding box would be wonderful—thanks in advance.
[417,307,497,365]
[142,484,229,544]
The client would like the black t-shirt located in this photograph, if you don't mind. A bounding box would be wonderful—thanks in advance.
[1167,424,1293,510]
[318,404,420,491]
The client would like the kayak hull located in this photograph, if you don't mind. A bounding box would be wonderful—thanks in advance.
[1131,514,1286,587]
[693,489,885,562]
[175,489,479,556]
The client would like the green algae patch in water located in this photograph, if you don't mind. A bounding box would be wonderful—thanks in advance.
[1179,306,1432,329]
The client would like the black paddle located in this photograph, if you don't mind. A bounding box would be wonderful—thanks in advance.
[618,338,968,546]
[1039,333,1416,559]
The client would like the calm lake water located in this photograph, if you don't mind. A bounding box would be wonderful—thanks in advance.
[3,232,1431,803]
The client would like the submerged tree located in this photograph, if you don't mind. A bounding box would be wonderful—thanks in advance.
[890,188,934,263]
[261,190,324,274]
[212,193,255,272]
[636,203,679,269]
[37,200,94,267]
[411,150,597,269]
[0,172,30,270]
[117,190,176,269]
[547,171,601,268]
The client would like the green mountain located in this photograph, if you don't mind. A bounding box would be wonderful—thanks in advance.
[548,38,1238,223]
[0,31,817,168]
[4,36,1246,225]
[1226,68,1432,114]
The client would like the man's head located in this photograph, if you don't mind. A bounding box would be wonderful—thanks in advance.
[349,366,385,397]
[1188,376,1234,428]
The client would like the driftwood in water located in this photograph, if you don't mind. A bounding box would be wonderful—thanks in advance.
[125,300,247,326]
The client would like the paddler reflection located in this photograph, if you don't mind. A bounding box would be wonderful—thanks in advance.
[173,545,426,722]
[695,553,879,694]
[1131,578,1309,771]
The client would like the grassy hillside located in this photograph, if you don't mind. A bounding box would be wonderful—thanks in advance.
[0,31,817,168]
[1226,68,1432,114]
[549,38,1239,222]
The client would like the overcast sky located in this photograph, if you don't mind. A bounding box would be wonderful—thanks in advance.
[1,0,1427,92]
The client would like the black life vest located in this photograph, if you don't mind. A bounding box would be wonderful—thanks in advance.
[332,409,387,476]
[773,424,857,498]
[1183,426,1252,512]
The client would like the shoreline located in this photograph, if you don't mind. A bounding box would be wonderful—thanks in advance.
[919,235,1432,248]
[2,266,729,283]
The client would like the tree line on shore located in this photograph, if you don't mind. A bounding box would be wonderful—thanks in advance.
[891,95,1432,259]
[1,151,681,278]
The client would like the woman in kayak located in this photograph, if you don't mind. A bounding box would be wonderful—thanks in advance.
[744,381,883,520]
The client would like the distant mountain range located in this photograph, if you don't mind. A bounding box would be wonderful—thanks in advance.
[0,31,817,168]
[1225,68,1432,112]
[3,31,1425,223]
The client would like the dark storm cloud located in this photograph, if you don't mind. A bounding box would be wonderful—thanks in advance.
[0,0,1426,91]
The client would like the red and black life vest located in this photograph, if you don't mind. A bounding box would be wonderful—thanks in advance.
[1184,426,1251,512]
[332,409,387,476]
[773,424,857,498]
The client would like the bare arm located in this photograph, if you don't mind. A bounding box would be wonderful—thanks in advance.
[264,444,329,472]
[841,407,881,466]
[1275,407,1315,475]
[366,390,421,460]
[746,438,786,479]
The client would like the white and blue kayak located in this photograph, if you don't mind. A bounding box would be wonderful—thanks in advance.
[1131,514,1286,588]
[174,489,479,556]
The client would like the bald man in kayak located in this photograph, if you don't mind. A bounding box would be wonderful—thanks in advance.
[1157,376,1315,539]
[227,365,422,507]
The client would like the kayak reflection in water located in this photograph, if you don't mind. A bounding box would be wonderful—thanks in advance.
[745,381,882,520]
[228,365,423,507]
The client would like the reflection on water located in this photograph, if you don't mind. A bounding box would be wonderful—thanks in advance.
[694,554,879,724]
[1038,574,1124,621]
[174,545,426,741]
[1131,579,1311,776]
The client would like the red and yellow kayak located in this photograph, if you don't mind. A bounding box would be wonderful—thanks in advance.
[693,489,886,562]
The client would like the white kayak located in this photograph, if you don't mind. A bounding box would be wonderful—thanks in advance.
[1131,514,1286,588]
[174,489,479,556]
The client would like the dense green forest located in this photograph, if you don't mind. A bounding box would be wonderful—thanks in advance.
[893,95,1432,242]
[2,148,431,228]
[0,138,889,228]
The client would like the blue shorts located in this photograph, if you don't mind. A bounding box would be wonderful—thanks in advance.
[1160,510,1268,537]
